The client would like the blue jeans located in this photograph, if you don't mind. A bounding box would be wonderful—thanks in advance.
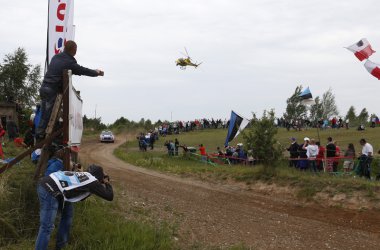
[36,86,57,138]
[35,185,74,250]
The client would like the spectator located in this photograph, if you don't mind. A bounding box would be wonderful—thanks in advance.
[6,116,19,141]
[334,141,341,172]
[345,118,349,129]
[316,142,325,171]
[0,124,5,159]
[303,138,319,172]
[199,144,207,162]
[343,143,355,173]
[23,127,34,148]
[149,132,155,150]
[36,41,104,140]
[35,165,113,250]
[326,137,336,172]
[297,137,309,170]
[174,138,179,156]
[286,137,299,168]
[357,138,373,179]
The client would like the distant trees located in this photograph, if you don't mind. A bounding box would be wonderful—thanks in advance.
[83,115,107,130]
[283,85,307,122]
[283,86,339,123]
[0,48,41,108]
[320,88,338,119]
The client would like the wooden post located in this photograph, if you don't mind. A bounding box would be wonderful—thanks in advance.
[34,94,63,180]
[62,70,71,171]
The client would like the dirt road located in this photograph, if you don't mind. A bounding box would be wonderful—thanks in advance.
[80,137,380,249]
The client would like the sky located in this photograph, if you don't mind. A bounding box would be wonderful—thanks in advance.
[1,0,380,124]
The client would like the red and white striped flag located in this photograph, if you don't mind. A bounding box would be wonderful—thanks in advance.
[364,60,380,80]
[346,38,375,61]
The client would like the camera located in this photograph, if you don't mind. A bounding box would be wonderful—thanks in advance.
[104,175,110,182]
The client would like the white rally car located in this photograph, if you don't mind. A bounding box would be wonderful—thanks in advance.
[99,130,115,143]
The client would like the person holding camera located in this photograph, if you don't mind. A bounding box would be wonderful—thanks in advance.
[35,164,113,250]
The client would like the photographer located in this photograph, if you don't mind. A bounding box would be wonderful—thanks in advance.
[35,165,113,250]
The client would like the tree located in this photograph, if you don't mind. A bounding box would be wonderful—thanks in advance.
[0,48,41,108]
[242,110,282,167]
[283,85,307,121]
[83,115,107,130]
[357,108,369,124]
[309,96,323,123]
[321,88,338,119]
[345,106,357,126]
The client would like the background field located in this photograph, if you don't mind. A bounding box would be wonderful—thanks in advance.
[115,126,380,199]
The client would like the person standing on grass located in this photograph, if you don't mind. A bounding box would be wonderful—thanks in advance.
[297,138,309,170]
[357,138,373,179]
[6,116,18,141]
[287,137,299,168]
[326,137,336,172]
[35,165,113,250]
[303,138,319,172]
[174,138,179,156]
[316,142,325,171]
[333,141,341,172]
[0,124,5,159]
[199,144,207,162]
[343,143,355,172]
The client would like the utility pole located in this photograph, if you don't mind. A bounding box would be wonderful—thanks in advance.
[95,104,97,119]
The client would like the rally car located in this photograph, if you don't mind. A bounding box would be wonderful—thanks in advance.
[99,130,115,143]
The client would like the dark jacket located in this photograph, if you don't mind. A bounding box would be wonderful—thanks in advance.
[326,143,336,158]
[39,174,113,202]
[42,51,99,92]
[287,142,299,158]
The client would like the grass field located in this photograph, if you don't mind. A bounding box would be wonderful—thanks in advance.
[115,126,380,199]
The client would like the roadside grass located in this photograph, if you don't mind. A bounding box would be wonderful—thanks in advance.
[115,127,380,198]
[0,144,176,250]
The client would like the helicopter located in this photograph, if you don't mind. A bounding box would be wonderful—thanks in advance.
[175,48,202,70]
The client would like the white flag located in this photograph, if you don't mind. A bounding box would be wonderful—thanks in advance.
[47,0,75,65]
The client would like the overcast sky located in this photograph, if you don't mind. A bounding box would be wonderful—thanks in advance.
[1,0,380,124]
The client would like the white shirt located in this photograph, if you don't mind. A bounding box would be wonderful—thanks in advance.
[306,144,319,158]
[362,143,373,156]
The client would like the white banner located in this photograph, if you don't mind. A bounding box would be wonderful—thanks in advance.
[68,71,83,145]
[47,0,75,64]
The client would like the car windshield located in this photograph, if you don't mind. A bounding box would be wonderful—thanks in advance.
[102,131,113,135]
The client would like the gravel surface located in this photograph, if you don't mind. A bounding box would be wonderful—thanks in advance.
[80,137,380,249]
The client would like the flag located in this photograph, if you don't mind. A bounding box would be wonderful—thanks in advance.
[47,0,75,66]
[346,38,375,61]
[225,111,250,146]
[299,87,315,105]
[364,60,380,80]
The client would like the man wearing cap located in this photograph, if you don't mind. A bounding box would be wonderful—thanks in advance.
[35,165,113,250]
[287,137,299,167]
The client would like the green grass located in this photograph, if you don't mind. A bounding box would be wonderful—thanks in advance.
[116,127,380,198]
[0,144,176,250]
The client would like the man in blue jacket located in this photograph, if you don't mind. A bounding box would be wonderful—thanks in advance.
[36,40,104,139]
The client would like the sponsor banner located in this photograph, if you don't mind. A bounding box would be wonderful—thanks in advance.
[47,0,75,64]
[68,71,83,145]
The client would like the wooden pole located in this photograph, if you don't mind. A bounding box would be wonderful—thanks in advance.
[62,70,71,171]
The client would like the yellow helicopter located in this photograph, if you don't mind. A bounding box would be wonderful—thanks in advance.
[176,48,202,70]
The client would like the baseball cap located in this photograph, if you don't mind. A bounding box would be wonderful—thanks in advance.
[290,137,296,141]
[304,137,310,141]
